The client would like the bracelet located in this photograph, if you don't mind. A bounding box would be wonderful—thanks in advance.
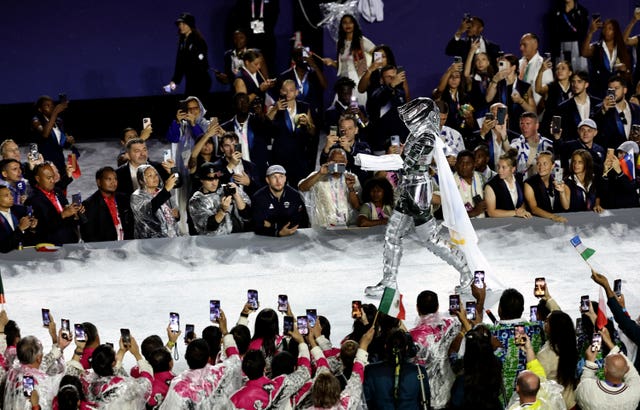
[167,341,175,348]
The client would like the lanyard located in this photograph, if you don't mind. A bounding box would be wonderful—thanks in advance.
[562,13,577,33]
[293,67,309,95]
[251,0,264,19]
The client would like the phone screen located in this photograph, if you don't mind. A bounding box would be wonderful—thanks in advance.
[247,290,259,310]
[169,312,180,333]
[22,376,34,397]
[449,295,461,315]
[473,271,485,288]
[614,279,622,297]
[465,302,476,321]
[580,296,590,313]
[530,306,538,322]
[184,324,195,341]
[515,325,526,346]
[534,277,546,298]
[210,300,221,322]
[61,319,70,340]
[74,324,86,342]
[42,309,50,327]
[306,309,317,328]
[591,333,602,352]
[120,328,131,346]
[351,300,362,319]
[297,316,309,335]
[497,107,507,125]
[72,193,82,205]
[283,316,294,334]
[277,295,289,313]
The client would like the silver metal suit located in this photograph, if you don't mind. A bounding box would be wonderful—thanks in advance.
[365,97,472,296]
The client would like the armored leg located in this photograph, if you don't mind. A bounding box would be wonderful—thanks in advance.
[365,211,415,297]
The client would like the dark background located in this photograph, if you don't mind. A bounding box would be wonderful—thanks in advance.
[0,0,634,142]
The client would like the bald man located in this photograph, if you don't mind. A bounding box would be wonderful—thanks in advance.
[576,333,640,410]
[509,370,541,409]
[518,33,553,106]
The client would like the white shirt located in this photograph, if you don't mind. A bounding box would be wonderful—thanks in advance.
[519,53,553,105]
[0,210,15,230]
[129,163,140,191]
[575,97,591,121]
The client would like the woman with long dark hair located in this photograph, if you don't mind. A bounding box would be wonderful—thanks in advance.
[166,13,212,100]
[464,40,494,118]
[248,308,284,377]
[322,14,375,105]
[358,177,395,227]
[536,59,573,132]
[358,44,411,100]
[559,149,603,212]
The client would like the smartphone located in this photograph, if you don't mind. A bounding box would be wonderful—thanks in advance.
[534,277,546,298]
[486,309,498,324]
[234,143,242,153]
[327,163,346,174]
[614,279,622,297]
[514,325,526,346]
[58,93,68,104]
[120,328,131,346]
[484,112,495,122]
[71,193,82,206]
[530,306,538,322]
[575,318,583,336]
[74,323,86,342]
[607,87,615,100]
[390,135,400,146]
[22,375,35,397]
[209,300,221,322]
[29,143,39,161]
[210,117,219,126]
[306,309,317,328]
[283,316,294,334]
[169,312,180,333]
[374,51,383,63]
[544,52,552,60]
[329,125,338,136]
[61,319,71,340]
[472,194,483,204]
[351,300,362,319]
[580,295,590,313]
[27,206,33,217]
[41,308,50,327]
[449,295,461,315]
[396,66,405,75]
[592,13,601,21]
[163,149,171,162]
[247,289,259,310]
[553,165,564,182]
[591,333,602,352]
[551,116,562,134]
[184,324,195,341]
[453,56,463,64]
[297,316,309,335]
[302,47,310,58]
[496,107,507,125]
[276,294,288,313]
[473,271,485,289]
[142,117,151,129]
[465,301,477,321]
[463,12,471,21]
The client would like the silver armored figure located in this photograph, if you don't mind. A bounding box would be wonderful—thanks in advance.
[365,97,473,297]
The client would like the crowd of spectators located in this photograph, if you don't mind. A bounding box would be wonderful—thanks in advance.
[4,269,640,409]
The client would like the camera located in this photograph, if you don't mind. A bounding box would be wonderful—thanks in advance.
[327,163,346,174]
[222,184,236,197]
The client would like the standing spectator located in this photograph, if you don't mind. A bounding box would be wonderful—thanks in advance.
[552,118,605,176]
[559,149,603,212]
[358,44,411,101]
[116,139,172,197]
[623,9,640,88]
[214,28,249,85]
[166,12,211,100]
[267,79,316,187]
[453,150,487,218]
[25,163,82,244]
[593,75,640,149]
[130,165,180,239]
[536,59,573,136]
[234,49,276,104]
[445,15,501,71]
[324,77,369,135]
[463,40,494,118]
[117,126,153,167]
[549,0,589,71]
[0,159,30,205]
[436,100,467,166]
[30,95,77,176]
[0,185,37,252]
[472,103,519,170]
[510,112,554,181]
[556,70,602,142]
[298,148,361,228]
[80,166,133,243]
[518,33,554,106]
[435,61,472,134]
[524,151,568,223]
[484,150,531,218]
[320,114,372,186]
[252,165,309,237]
[581,18,633,99]
[0,139,42,186]
[212,131,261,196]
[322,14,375,106]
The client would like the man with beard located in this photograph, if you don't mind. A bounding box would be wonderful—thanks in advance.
[81,166,133,242]
[252,165,308,237]
[594,75,640,149]
[116,138,172,196]
[555,71,601,142]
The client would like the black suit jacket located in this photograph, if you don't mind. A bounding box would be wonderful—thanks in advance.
[556,96,601,142]
[593,102,640,149]
[80,190,133,243]
[211,157,262,197]
[0,205,36,252]
[221,114,273,180]
[25,187,78,245]
[115,161,170,196]
[445,35,501,70]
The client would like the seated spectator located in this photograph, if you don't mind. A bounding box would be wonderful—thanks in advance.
[320,114,372,185]
[81,166,133,242]
[471,103,519,169]
[523,151,567,223]
[486,54,536,134]
[366,65,409,154]
[358,44,411,101]
[357,177,394,227]
[324,76,369,135]
[25,163,83,244]
[599,142,640,209]
[0,185,37,252]
[556,70,602,142]
[212,131,261,196]
[0,158,30,205]
[188,163,251,236]
[161,311,242,409]
[230,330,311,409]
[559,149,603,212]
[536,59,573,135]
[214,28,248,85]
[363,329,431,409]
[463,39,493,119]
[435,100,467,167]
[252,165,309,237]
[117,126,153,167]
[299,148,361,228]
[234,49,275,103]
[221,92,272,180]
[484,150,531,218]
[552,118,605,176]
[510,112,554,182]
[409,290,461,409]
[445,15,501,71]
[473,144,497,181]
[267,79,317,187]
[593,75,640,149]
[30,95,77,176]
[116,138,171,196]
[130,165,180,239]
[575,327,640,410]
[453,150,487,218]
